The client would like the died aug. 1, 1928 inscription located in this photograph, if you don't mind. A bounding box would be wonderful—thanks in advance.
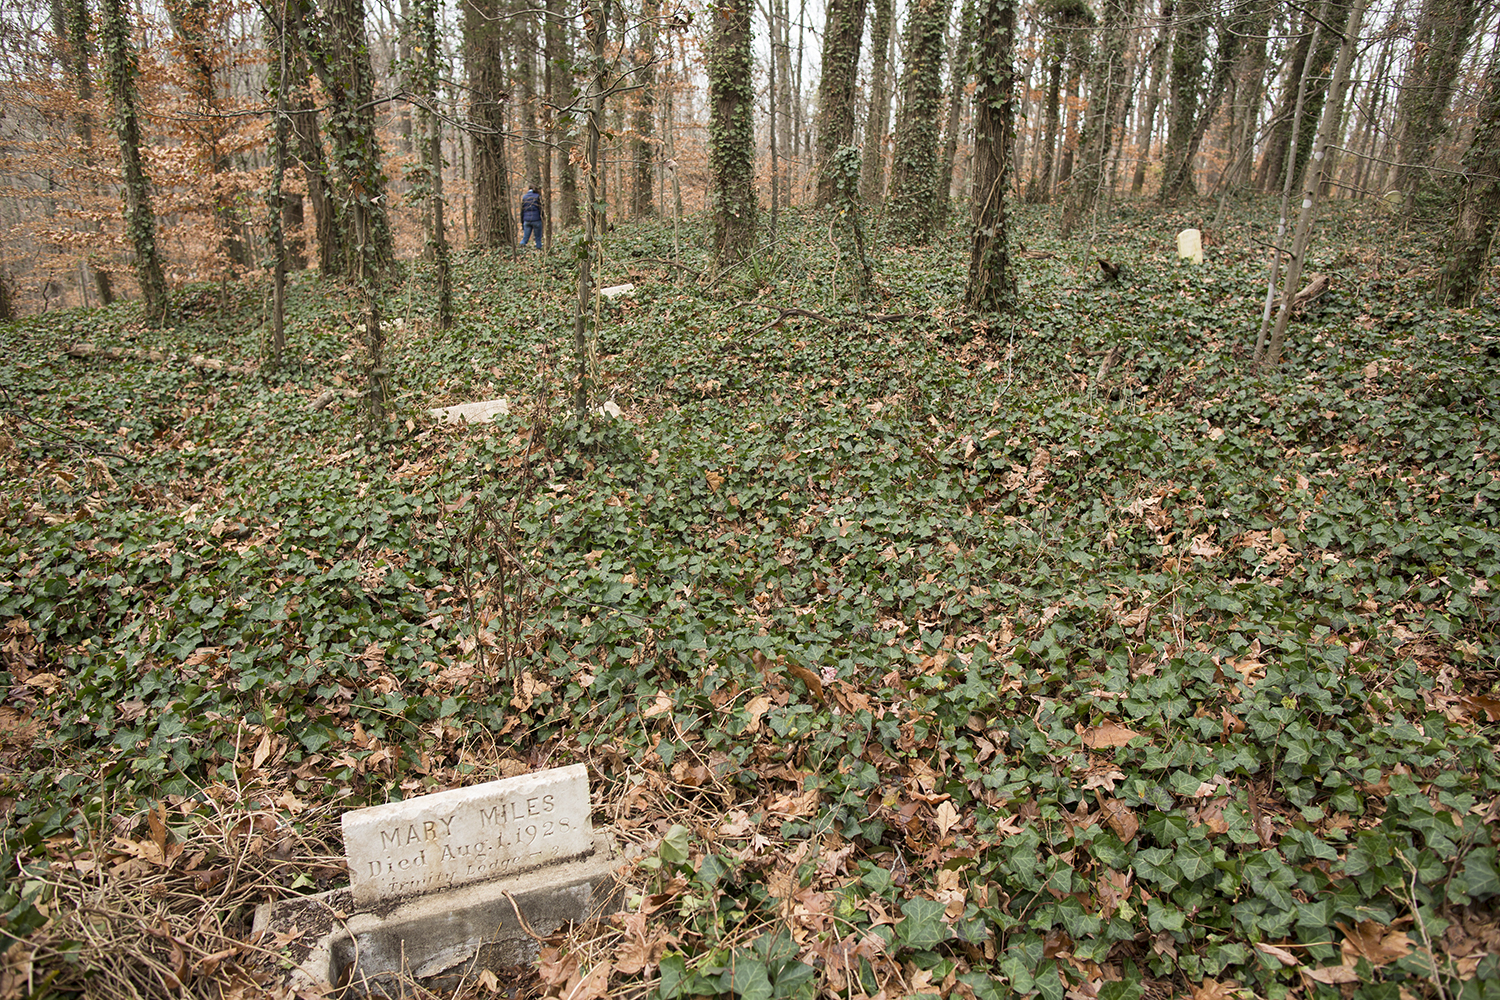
[341,763,594,905]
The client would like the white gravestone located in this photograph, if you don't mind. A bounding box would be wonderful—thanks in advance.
[1177,228,1204,264]
[341,763,594,905]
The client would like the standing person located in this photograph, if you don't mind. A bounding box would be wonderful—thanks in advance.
[519,185,543,249]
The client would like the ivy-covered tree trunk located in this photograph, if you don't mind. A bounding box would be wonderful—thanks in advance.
[1255,1,1338,194]
[1436,55,1500,306]
[288,0,394,280]
[165,0,250,271]
[858,0,895,205]
[1158,0,1246,201]
[1156,0,1207,199]
[813,0,867,207]
[465,0,515,249]
[1392,0,1481,210]
[936,0,976,222]
[965,0,1017,314]
[631,0,659,218]
[100,0,170,325]
[52,0,115,305]
[1059,0,1138,237]
[888,0,952,242]
[285,46,341,276]
[708,0,756,262]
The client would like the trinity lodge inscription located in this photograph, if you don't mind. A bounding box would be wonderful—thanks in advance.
[341,764,594,904]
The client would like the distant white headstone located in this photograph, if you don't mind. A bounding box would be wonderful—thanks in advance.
[600,283,636,299]
[1177,228,1204,264]
[341,764,594,905]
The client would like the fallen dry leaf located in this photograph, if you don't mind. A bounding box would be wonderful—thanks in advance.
[1082,721,1146,749]
[934,800,960,838]
[1339,920,1412,967]
[1303,965,1360,985]
[1254,941,1299,966]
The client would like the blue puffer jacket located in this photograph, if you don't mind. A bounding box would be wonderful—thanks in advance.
[521,190,542,223]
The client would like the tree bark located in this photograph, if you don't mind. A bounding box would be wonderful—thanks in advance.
[101,0,170,324]
[1059,0,1139,236]
[465,0,516,249]
[1156,0,1206,199]
[1436,52,1500,306]
[546,0,581,228]
[966,0,1017,314]
[709,0,756,262]
[889,0,953,242]
[631,0,659,217]
[814,0,867,206]
[1158,0,1247,201]
[859,0,896,205]
[1392,0,1482,210]
[1261,0,1368,367]
[1256,1,1338,194]
[52,0,115,304]
[1130,0,1172,194]
[936,0,976,222]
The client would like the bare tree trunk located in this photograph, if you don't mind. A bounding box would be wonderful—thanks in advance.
[548,0,580,228]
[1130,0,1171,194]
[632,0,659,218]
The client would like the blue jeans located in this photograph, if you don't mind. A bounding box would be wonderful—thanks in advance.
[520,220,542,248]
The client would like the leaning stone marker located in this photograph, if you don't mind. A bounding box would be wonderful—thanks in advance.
[255,764,619,995]
[342,764,594,904]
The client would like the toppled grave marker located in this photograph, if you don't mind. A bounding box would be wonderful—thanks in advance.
[255,764,619,995]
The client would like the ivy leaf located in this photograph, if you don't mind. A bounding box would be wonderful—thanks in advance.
[897,897,951,951]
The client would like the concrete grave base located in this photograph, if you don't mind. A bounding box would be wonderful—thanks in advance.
[254,834,620,996]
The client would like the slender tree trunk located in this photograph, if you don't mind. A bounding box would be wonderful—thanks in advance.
[516,8,543,186]
[416,0,452,327]
[709,0,756,261]
[937,0,976,222]
[1261,0,1367,367]
[889,0,953,241]
[859,0,896,205]
[574,0,609,415]
[265,2,290,366]
[1436,51,1500,306]
[1060,0,1139,236]
[632,0,659,217]
[1130,0,1172,194]
[966,0,1016,314]
[53,0,116,304]
[1256,0,1338,194]
[1028,37,1066,202]
[101,0,169,324]
[774,0,793,209]
[548,0,580,228]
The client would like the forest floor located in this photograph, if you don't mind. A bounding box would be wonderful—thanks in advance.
[1,197,1498,1000]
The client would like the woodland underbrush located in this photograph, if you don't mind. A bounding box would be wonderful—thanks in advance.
[0,199,1497,999]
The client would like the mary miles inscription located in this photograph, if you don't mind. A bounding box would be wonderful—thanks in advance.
[341,764,594,905]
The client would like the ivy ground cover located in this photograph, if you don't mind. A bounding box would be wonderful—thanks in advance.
[1,201,1498,999]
